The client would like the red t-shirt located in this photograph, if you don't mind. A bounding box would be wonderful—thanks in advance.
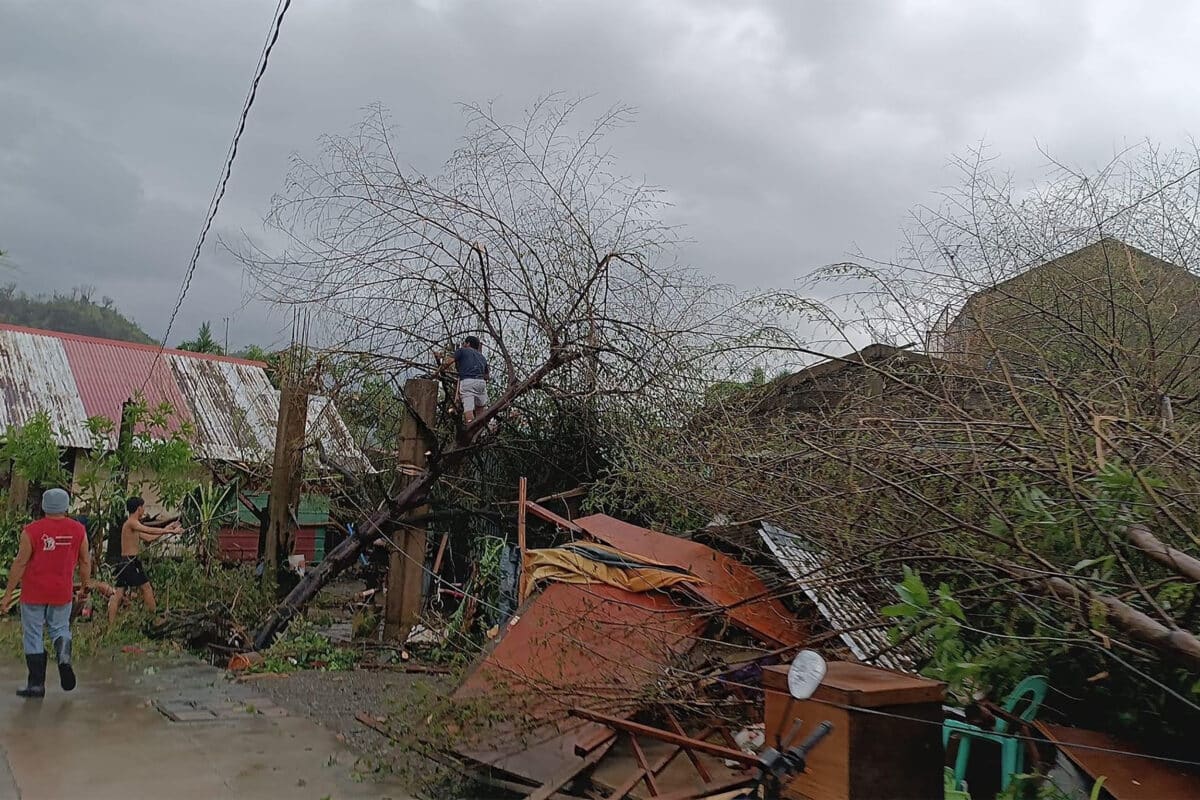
[20,517,87,606]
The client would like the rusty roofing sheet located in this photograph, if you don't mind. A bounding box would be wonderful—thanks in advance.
[0,328,93,448]
[0,323,372,471]
[1037,723,1200,800]
[452,582,703,786]
[574,514,808,648]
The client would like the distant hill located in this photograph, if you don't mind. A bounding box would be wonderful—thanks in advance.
[0,284,155,345]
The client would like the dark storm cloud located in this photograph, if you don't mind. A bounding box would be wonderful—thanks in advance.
[3,0,1200,350]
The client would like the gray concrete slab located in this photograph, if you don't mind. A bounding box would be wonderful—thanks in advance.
[0,655,413,800]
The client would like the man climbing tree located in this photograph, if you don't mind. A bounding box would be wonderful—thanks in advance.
[436,335,490,424]
[238,98,783,646]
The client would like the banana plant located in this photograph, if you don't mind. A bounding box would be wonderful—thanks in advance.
[186,482,236,573]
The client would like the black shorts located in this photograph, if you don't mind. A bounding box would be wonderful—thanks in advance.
[114,557,149,589]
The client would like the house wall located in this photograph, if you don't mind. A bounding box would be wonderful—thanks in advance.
[942,241,1200,396]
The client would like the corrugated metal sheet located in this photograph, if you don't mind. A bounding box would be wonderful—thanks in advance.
[62,334,191,438]
[168,355,278,462]
[452,582,703,785]
[575,514,809,648]
[759,523,921,672]
[0,323,372,471]
[0,329,93,448]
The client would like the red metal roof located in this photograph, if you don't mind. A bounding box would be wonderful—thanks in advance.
[0,322,265,366]
[59,335,193,435]
[452,582,703,785]
[0,323,372,470]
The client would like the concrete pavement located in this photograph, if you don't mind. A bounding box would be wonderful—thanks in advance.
[0,655,413,800]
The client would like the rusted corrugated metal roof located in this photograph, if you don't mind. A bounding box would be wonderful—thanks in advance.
[0,327,94,448]
[575,514,809,648]
[452,582,703,785]
[0,323,372,471]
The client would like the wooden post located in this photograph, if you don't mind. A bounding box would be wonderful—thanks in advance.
[517,477,528,554]
[384,378,438,642]
[266,379,309,588]
[6,471,29,516]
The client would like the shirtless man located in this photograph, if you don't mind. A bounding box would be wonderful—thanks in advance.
[107,496,181,625]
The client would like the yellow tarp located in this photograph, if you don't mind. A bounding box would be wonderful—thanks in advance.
[520,542,704,600]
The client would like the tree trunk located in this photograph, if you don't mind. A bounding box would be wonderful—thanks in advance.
[250,353,574,650]
[1125,522,1200,583]
[1032,572,1200,668]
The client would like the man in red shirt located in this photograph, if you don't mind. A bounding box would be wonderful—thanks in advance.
[1,488,90,698]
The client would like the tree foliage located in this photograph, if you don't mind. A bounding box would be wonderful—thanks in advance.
[604,143,1200,752]
[177,321,224,355]
[237,97,793,643]
[1,410,69,488]
[0,284,153,344]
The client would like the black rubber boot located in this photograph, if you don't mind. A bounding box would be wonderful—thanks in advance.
[16,653,46,698]
[55,636,75,691]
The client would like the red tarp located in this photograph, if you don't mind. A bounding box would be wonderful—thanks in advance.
[452,582,703,785]
[575,514,809,648]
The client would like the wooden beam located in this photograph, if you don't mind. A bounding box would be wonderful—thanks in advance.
[645,776,757,800]
[569,709,759,767]
[266,379,308,587]
[517,477,528,553]
[525,500,583,534]
[606,729,714,800]
[526,735,614,800]
[384,378,438,642]
[628,733,660,796]
[431,532,450,576]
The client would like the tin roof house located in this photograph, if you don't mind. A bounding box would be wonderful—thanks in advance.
[0,322,371,515]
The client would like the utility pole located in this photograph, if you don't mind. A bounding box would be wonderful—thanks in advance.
[266,368,309,593]
[384,377,438,641]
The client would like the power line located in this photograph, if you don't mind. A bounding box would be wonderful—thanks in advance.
[141,0,294,393]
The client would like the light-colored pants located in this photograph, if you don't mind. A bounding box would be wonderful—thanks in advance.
[21,602,72,655]
[459,378,488,412]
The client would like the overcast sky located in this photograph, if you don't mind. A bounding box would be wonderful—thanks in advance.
[3,0,1200,351]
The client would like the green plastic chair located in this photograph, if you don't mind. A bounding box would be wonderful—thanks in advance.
[942,675,1049,792]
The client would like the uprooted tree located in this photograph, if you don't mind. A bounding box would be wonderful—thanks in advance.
[239,98,789,647]
[603,143,1200,745]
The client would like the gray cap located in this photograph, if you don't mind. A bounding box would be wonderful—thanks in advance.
[41,488,70,514]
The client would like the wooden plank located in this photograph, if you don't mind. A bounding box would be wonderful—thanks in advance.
[384,378,437,641]
[1037,722,1200,800]
[517,476,528,553]
[526,737,615,800]
[526,500,583,534]
[570,709,758,767]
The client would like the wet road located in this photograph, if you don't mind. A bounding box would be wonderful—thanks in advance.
[0,655,411,799]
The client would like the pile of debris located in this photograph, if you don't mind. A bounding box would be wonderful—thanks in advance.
[447,511,814,799]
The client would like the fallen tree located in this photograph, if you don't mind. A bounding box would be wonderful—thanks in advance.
[603,144,1200,746]
[240,97,796,645]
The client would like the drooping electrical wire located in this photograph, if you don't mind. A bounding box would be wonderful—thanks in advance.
[141,0,294,393]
